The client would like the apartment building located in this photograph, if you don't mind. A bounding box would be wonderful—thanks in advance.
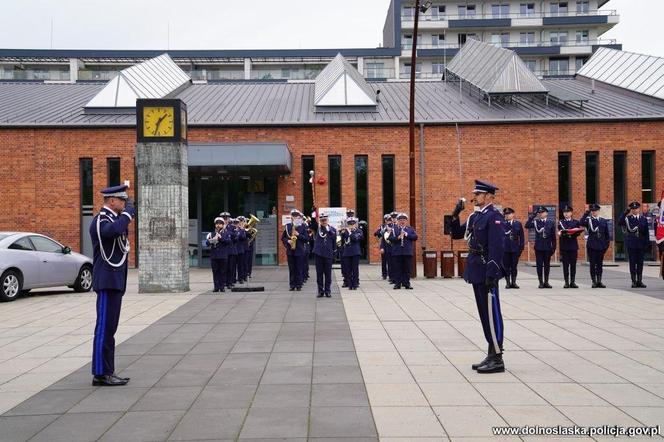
[394,0,619,78]
[0,0,619,83]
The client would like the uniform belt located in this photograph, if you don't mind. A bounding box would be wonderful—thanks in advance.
[468,247,487,258]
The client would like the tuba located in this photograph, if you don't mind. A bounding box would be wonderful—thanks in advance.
[246,214,260,244]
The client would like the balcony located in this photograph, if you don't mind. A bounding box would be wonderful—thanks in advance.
[403,39,617,58]
[0,68,70,81]
[78,70,121,81]
[364,67,396,80]
[401,9,618,28]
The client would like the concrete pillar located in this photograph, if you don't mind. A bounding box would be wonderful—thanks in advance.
[244,58,251,80]
[69,58,79,83]
[394,56,400,79]
[135,141,190,293]
[357,57,364,76]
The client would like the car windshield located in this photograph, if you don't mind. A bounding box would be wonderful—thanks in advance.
[0,234,9,241]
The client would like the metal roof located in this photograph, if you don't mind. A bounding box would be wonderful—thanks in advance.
[0,78,663,127]
[85,54,191,108]
[314,54,376,107]
[577,47,664,100]
[446,39,548,95]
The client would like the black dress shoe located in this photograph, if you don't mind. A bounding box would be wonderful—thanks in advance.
[543,282,552,288]
[472,355,492,370]
[325,293,331,298]
[404,285,413,290]
[538,283,544,289]
[569,282,578,288]
[296,287,302,291]
[289,287,295,291]
[476,354,505,374]
[393,284,401,290]
[111,373,130,382]
[637,281,647,288]
[511,283,519,289]
[382,276,387,280]
[505,284,511,289]
[342,283,348,288]
[92,375,128,386]
[317,292,324,298]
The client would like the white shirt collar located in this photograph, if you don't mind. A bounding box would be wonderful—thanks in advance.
[103,205,118,216]
[481,203,493,213]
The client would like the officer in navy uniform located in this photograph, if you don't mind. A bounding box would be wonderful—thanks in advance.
[311,212,337,297]
[502,208,524,289]
[281,210,310,291]
[580,203,612,288]
[235,217,248,284]
[525,206,556,289]
[341,217,363,290]
[340,209,355,288]
[220,212,235,289]
[450,180,506,373]
[389,213,418,289]
[619,201,650,288]
[557,206,583,289]
[206,217,232,292]
[374,214,391,280]
[89,185,134,386]
[387,212,398,284]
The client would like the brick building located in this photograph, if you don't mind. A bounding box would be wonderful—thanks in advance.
[1,49,663,268]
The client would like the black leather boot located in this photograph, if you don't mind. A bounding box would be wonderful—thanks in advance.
[476,353,505,374]
[511,275,519,289]
[637,276,647,288]
[631,275,638,288]
[92,375,129,386]
[596,275,606,288]
[591,275,598,288]
[472,347,494,370]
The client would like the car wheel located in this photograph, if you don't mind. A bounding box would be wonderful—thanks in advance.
[73,265,93,292]
[1,270,22,302]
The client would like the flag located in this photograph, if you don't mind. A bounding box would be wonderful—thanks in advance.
[657,182,664,245]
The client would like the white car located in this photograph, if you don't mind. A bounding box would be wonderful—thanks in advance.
[0,232,93,302]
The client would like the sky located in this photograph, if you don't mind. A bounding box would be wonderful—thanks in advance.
[0,0,660,57]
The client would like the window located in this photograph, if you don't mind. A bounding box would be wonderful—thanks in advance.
[575,30,589,43]
[30,236,63,253]
[642,151,655,202]
[382,155,395,214]
[403,63,421,78]
[576,0,589,13]
[107,158,121,187]
[524,59,537,72]
[558,153,572,209]
[520,3,535,15]
[431,5,446,18]
[9,237,34,251]
[549,57,569,74]
[432,62,445,74]
[302,156,314,215]
[491,32,510,47]
[520,32,536,45]
[80,158,93,211]
[458,33,478,45]
[402,6,415,19]
[613,151,627,260]
[585,152,599,205]
[550,2,568,15]
[328,156,342,207]
[491,4,510,17]
[355,156,368,260]
[458,4,476,17]
[403,34,421,49]
[366,62,385,79]
[431,34,445,47]
[550,31,568,44]
[575,56,588,72]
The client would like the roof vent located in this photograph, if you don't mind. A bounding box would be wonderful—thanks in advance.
[84,54,191,110]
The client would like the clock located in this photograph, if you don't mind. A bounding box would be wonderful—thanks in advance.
[136,98,188,143]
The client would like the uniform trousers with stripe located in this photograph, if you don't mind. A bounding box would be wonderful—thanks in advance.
[502,251,520,282]
[534,250,552,283]
[588,248,606,280]
[472,283,504,354]
[627,248,645,280]
[92,290,123,376]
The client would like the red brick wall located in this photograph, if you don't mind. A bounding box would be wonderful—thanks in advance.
[1,122,662,267]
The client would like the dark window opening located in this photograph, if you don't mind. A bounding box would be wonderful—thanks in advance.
[355,155,368,260]
[382,155,395,215]
[642,151,655,203]
[107,158,121,187]
[585,152,598,205]
[302,156,315,215]
[613,151,627,260]
[328,156,342,207]
[558,152,571,210]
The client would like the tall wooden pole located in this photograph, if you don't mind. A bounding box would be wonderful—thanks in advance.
[409,0,421,277]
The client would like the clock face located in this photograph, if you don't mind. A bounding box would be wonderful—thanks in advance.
[143,106,175,137]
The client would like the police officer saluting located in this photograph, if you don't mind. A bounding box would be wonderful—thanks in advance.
[619,201,649,288]
[89,184,134,386]
[311,212,337,297]
[580,204,612,288]
[451,180,506,373]
[502,208,524,289]
[526,206,556,289]
[206,217,231,293]
[558,206,583,289]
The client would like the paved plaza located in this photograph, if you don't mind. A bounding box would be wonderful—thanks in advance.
[0,263,663,441]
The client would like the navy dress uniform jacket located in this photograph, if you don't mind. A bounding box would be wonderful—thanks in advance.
[90,207,131,293]
[580,214,612,251]
[206,229,232,259]
[450,205,505,284]
[558,219,582,251]
[341,229,363,257]
[313,225,337,259]
[619,214,650,250]
[525,217,556,252]
[281,223,310,256]
[503,220,524,253]
[389,226,418,256]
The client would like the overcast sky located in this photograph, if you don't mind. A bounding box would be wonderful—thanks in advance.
[0,0,660,56]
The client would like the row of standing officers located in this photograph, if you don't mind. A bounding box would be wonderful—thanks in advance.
[205,213,256,292]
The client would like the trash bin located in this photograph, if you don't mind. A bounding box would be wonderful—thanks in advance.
[440,251,455,278]
[422,251,437,278]
[457,250,469,278]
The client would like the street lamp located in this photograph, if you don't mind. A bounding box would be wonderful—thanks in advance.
[408,0,430,277]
